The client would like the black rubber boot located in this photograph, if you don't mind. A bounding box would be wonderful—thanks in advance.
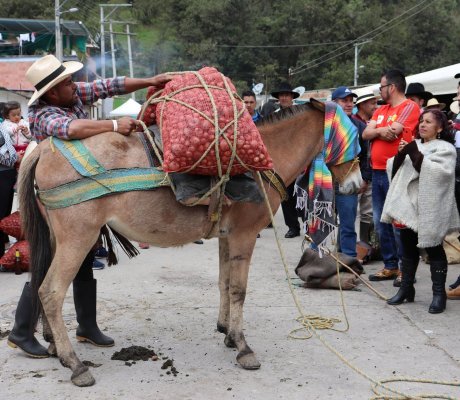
[7,282,49,358]
[429,261,447,314]
[73,279,114,347]
[387,258,418,305]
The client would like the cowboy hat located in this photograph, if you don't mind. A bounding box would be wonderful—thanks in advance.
[26,55,83,106]
[353,89,380,106]
[425,98,445,111]
[270,82,300,99]
[405,82,432,101]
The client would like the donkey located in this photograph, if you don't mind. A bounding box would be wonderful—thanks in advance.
[18,100,362,386]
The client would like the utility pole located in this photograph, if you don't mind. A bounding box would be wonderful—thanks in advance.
[109,20,117,77]
[55,0,78,61]
[55,0,62,61]
[353,40,371,87]
[126,24,135,99]
[99,3,132,117]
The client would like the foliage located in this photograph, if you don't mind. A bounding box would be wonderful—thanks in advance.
[1,0,459,93]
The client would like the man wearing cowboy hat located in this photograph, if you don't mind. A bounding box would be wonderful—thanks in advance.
[425,98,446,111]
[7,54,170,359]
[270,82,302,238]
[405,82,432,109]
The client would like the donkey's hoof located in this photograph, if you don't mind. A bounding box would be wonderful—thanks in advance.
[71,366,95,387]
[237,349,261,370]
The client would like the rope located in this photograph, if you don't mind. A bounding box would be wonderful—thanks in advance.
[255,171,460,400]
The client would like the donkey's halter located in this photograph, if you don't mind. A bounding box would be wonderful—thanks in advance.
[331,157,360,184]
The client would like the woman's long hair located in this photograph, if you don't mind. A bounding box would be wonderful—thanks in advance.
[417,109,455,144]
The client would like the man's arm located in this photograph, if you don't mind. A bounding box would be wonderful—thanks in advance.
[68,117,139,139]
[363,120,403,141]
[123,74,172,94]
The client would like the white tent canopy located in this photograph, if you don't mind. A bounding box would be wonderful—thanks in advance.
[361,63,460,96]
[109,98,141,118]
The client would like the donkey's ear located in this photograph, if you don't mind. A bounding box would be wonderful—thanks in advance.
[310,98,325,112]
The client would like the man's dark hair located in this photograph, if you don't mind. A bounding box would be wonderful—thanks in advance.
[382,69,406,93]
[241,90,256,99]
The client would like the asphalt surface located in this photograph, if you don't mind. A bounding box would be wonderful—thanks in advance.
[1,210,459,400]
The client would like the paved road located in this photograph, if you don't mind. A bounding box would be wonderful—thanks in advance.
[1,211,459,400]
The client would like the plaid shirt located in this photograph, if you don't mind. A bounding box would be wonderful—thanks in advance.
[29,77,126,142]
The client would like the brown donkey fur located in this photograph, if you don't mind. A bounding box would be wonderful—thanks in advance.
[18,100,362,386]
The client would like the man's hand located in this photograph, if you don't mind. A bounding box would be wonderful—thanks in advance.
[116,117,140,136]
[380,126,399,142]
[146,74,172,89]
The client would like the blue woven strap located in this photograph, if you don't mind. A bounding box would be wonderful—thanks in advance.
[37,167,169,209]
[52,138,107,177]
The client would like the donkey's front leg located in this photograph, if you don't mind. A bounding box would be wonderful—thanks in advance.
[226,237,260,370]
[217,237,231,335]
[39,246,95,387]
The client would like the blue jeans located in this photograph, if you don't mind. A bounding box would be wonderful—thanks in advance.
[372,170,399,269]
[335,192,358,257]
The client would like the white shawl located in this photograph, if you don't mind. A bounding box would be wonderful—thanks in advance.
[381,139,460,248]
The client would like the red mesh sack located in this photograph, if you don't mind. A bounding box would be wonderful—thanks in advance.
[0,211,24,240]
[0,240,30,272]
[144,67,273,175]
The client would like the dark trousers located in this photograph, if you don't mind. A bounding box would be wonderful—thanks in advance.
[281,182,300,232]
[400,228,446,264]
[0,168,17,257]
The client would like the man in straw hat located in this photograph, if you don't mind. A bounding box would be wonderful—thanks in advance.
[7,54,170,358]
[425,98,446,111]
[270,82,302,238]
[352,89,379,248]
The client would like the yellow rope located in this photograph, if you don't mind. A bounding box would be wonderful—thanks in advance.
[255,171,460,400]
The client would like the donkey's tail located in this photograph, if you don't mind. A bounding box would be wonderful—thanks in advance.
[18,145,52,324]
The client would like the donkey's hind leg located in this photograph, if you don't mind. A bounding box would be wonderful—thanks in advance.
[39,240,97,387]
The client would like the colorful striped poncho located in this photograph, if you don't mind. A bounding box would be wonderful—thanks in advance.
[295,101,360,253]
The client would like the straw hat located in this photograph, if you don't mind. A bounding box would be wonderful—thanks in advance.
[425,98,445,111]
[354,89,380,106]
[26,55,83,106]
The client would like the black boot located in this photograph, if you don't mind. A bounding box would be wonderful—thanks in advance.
[387,258,418,305]
[429,261,447,314]
[73,279,114,347]
[7,282,49,358]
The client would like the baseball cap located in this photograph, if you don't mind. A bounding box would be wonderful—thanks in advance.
[331,86,358,100]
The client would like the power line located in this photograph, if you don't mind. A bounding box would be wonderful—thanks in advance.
[290,0,432,75]
[216,40,354,48]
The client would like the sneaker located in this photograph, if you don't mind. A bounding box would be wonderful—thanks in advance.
[194,240,204,245]
[95,246,108,259]
[368,268,399,281]
[92,259,105,270]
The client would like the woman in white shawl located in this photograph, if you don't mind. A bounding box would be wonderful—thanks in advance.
[382,109,459,314]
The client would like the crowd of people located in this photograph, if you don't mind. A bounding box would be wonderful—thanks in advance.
[244,69,460,313]
[0,55,459,361]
